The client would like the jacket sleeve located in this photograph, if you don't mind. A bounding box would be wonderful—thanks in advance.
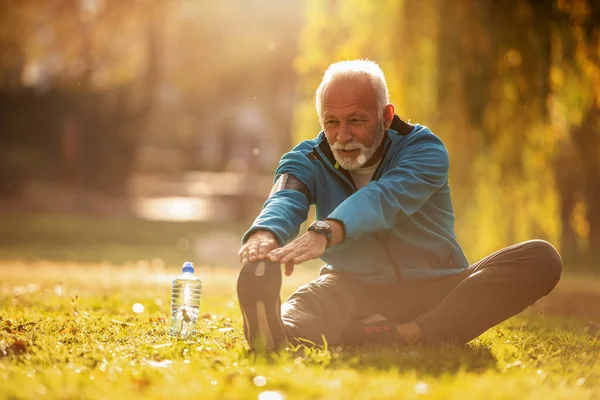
[242,149,315,246]
[327,132,449,239]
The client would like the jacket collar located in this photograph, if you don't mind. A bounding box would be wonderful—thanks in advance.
[390,114,414,135]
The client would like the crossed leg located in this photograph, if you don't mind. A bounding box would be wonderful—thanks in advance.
[279,240,562,346]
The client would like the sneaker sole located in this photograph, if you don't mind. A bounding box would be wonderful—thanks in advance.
[237,260,288,351]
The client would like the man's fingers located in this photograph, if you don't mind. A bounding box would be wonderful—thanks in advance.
[248,245,258,262]
[267,249,279,261]
[278,249,295,264]
[257,242,272,259]
[284,263,294,276]
[269,252,285,262]
[239,247,248,263]
[268,246,291,262]
[268,247,284,257]
[280,248,304,265]
[239,236,279,265]
[249,230,325,268]
[302,247,325,262]
[292,253,313,264]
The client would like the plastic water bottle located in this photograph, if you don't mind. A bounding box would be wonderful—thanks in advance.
[170,262,202,339]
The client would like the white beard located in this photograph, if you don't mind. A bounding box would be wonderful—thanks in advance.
[330,120,385,170]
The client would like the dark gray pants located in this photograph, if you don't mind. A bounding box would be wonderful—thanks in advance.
[281,240,563,345]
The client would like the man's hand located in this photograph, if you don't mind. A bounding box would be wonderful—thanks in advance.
[239,230,279,266]
[267,231,327,276]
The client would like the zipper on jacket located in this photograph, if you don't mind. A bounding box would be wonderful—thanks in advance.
[313,147,357,192]
[314,137,403,284]
[368,134,403,283]
[370,136,392,182]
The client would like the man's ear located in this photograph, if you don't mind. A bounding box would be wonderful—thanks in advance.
[383,104,395,129]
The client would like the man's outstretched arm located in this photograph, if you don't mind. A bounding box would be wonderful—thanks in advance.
[239,188,310,268]
[239,148,315,270]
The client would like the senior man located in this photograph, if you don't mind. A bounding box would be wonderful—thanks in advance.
[237,60,562,351]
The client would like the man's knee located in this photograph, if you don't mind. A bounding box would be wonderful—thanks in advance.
[280,273,358,345]
[526,239,563,293]
[283,273,356,306]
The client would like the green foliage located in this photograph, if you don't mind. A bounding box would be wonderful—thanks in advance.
[292,0,600,263]
[0,262,599,399]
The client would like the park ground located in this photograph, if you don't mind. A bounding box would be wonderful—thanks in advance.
[0,215,599,399]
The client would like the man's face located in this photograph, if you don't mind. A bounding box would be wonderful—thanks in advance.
[321,78,385,170]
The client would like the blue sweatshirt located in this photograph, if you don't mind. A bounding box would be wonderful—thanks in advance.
[243,116,469,284]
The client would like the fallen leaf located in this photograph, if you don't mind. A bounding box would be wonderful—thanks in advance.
[5,340,28,356]
[111,320,135,327]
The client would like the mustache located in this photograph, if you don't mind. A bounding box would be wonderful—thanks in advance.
[331,142,366,151]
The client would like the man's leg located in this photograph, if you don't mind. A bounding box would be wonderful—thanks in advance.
[339,240,562,346]
[281,272,380,346]
[410,240,563,344]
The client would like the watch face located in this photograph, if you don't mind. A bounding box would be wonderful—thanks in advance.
[314,221,329,229]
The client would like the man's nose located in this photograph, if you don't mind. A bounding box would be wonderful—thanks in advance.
[337,122,353,143]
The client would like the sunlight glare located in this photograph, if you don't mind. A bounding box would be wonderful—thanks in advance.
[258,391,285,400]
[253,376,267,387]
[132,303,144,313]
[414,381,429,394]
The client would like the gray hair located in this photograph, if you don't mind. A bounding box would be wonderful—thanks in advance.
[315,60,390,125]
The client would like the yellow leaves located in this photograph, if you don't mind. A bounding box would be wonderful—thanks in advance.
[556,0,590,18]
[550,66,565,87]
[568,109,584,126]
[571,196,590,242]
[503,83,518,103]
[60,325,74,335]
[293,0,436,141]
[290,0,600,259]
[455,134,562,261]
[505,49,522,67]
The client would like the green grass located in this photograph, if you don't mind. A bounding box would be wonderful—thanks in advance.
[1,261,599,400]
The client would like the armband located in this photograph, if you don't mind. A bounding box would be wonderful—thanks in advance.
[268,173,312,203]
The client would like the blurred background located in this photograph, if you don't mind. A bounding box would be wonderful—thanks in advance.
[0,0,598,272]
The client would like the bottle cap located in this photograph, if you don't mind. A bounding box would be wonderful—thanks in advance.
[182,262,194,274]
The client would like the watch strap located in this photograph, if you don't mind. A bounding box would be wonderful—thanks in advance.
[308,220,333,248]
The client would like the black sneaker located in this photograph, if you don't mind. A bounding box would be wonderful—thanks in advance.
[236,260,288,351]
[339,319,402,346]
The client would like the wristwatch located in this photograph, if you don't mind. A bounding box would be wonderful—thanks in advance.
[308,220,333,248]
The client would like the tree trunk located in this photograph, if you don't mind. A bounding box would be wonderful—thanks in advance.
[587,178,600,264]
[554,140,583,262]
[580,107,600,264]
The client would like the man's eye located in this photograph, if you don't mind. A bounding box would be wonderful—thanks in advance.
[326,120,339,125]
[350,119,363,123]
